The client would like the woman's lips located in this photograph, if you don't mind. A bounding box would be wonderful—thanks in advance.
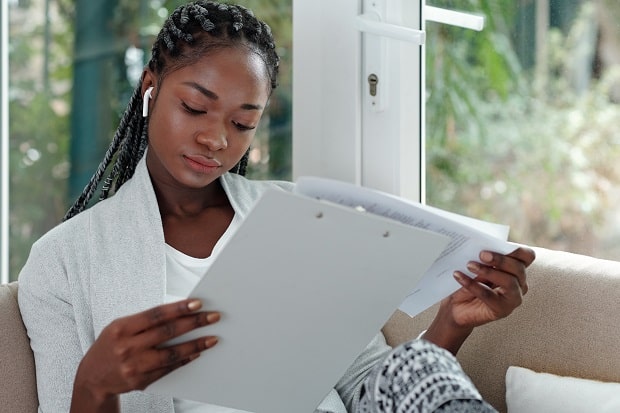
[184,154,221,173]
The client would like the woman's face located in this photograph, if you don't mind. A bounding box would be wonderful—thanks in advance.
[144,46,271,190]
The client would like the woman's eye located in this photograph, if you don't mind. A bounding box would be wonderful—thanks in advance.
[233,121,256,131]
[182,102,205,115]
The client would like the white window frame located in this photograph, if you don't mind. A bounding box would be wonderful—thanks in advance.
[292,0,424,201]
[292,1,484,203]
[292,0,364,187]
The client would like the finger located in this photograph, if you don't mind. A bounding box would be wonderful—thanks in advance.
[139,311,221,348]
[453,271,494,299]
[136,336,219,376]
[507,246,536,267]
[478,251,529,295]
[465,260,520,291]
[467,260,523,296]
[155,336,219,369]
[128,353,202,391]
[117,299,206,336]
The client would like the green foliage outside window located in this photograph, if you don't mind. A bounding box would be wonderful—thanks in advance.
[426,0,620,259]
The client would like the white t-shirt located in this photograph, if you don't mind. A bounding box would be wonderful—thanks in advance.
[164,214,251,413]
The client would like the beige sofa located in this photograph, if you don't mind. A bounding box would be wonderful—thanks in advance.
[0,282,38,413]
[384,246,620,411]
[2,246,620,412]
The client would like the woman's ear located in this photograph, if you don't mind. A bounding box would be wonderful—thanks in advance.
[141,71,156,118]
[140,70,156,97]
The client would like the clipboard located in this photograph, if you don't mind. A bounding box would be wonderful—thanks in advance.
[146,189,450,413]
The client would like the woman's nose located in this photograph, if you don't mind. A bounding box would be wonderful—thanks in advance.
[196,128,228,151]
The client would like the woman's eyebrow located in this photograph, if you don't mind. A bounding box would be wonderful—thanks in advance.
[184,81,218,101]
[183,81,264,111]
[240,102,264,111]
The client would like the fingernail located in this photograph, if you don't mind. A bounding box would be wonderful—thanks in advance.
[207,312,220,323]
[467,262,479,272]
[205,337,218,347]
[453,271,465,282]
[480,251,493,263]
[187,300,202,311]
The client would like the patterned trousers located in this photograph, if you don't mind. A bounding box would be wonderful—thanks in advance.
[356,340,497,413]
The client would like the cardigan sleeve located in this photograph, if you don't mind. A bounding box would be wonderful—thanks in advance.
[18,233,86,413]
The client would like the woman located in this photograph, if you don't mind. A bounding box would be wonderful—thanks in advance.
[18,2,535,412]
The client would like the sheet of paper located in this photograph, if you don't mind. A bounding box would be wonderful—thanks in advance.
[146,189,449,413]
[294,177,517,317]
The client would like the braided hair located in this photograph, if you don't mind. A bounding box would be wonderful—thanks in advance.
[63,1,280,220]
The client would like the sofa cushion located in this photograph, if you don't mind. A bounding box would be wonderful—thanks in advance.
[505,365,620,413]
[0,282,39,412]
[381,246,620,412]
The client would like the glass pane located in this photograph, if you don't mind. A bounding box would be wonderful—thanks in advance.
[7,0,292,281]
[425,0,620,259]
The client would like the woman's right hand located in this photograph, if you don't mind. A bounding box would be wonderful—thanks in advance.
[70,299,220,413]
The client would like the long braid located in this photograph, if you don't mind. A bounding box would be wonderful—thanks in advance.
[64,1,280,220]
[63,83,144,220]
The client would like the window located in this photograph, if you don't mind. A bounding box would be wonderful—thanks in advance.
[2,0,292,281]
[295,0,620,261]
[425,0,620,260]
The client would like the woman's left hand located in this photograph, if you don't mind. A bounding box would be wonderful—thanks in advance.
[448,246,535,327]
[423,246,536,354]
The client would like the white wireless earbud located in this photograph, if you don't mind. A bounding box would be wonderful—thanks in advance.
[142,87,154,117]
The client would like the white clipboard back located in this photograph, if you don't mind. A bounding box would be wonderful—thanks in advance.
[146,189,449,413]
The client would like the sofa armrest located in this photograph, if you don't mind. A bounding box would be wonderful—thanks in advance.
[0,282,39,413]
[382,247,620,413]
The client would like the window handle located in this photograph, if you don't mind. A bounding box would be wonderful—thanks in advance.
[356,12,425,45]
[424,5,485,31]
